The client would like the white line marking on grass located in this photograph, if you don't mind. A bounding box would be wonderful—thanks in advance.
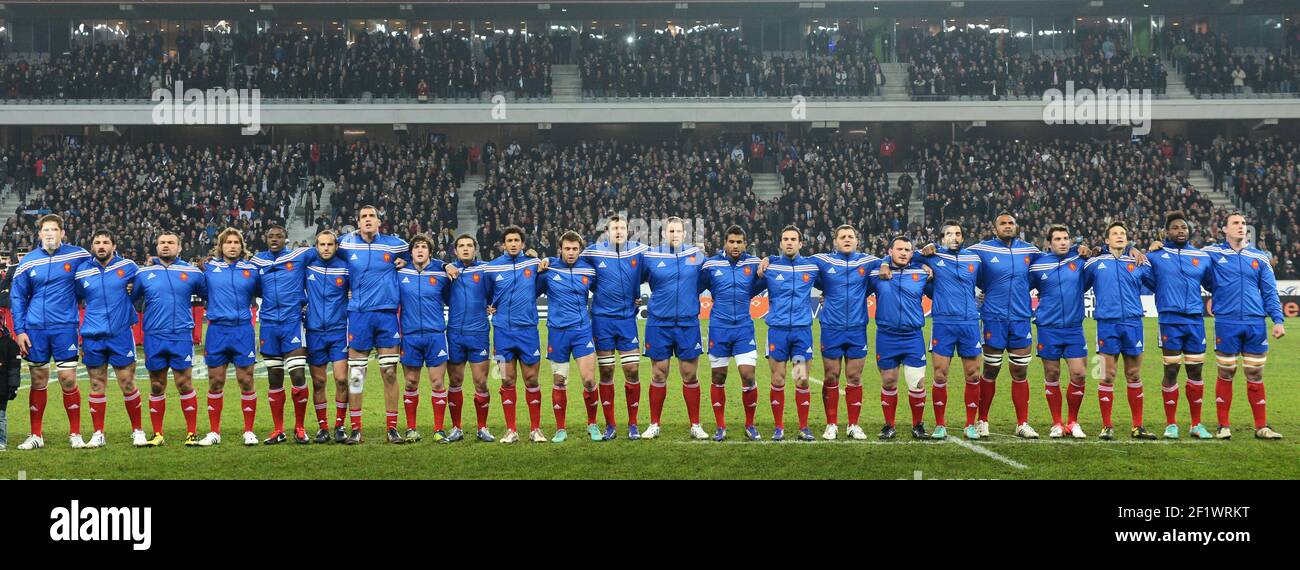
[947,436,1030,470]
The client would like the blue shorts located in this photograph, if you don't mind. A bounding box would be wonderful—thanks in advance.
[447,330,490,364]
[144,331,195,372]
[81,330,137,368]
[930,322,983,358]
[876,327,927,370]
[260,320,306,357]
[766,325,814,363]
[548,326,597,362]
[348,309,401,352]
[306,329,348,366]
[820,326,867,360]
[1159,321,1207,354]
[644,324,702,361]
[24,327,79,364]
[494,326,541,365]
[1096,319,1144,356]
[593,316,639,353]
[205,323,257,368]
[707,324,757,358]
[982,320,1033,351]
[1214,321,1270,355]
[401,332,449,368]
[1036,325,1088,360]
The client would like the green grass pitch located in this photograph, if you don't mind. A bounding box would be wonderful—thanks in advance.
[1,318,1295,479]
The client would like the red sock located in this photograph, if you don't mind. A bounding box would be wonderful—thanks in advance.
[448,387,464,429]
[551,386,567,431]
[207,391,224,432]
[963,378,980,427]
[268,387,285,433]
[500,387,517,432]
[403,390,420,430]
[770,386,786,429]
[314,402,328,430]
[349,406,362,431]
[526,386,543,432]
[123,389,143,432]
[179,390,198,434]
[823,381,840,425]
[881,387,898,426]
[1011,379,1029,425]
[1186,379,1204,426]
[1044,380,1063,426]
[978,377,997,422]
[908,389,926,427]
[385,410,399,431]
[291,386,309,431]
[625,381,641,426]
[28,387,47,437]
[598,381,617,427]
[431,390,448,432]
[1215,377,1233,427]
[63,387,82,435]
[795,388,811,430]
[582,386,599,426]
[682,383,701,426]
[648,382,667,425]
[1098,384,1115,428]
[240,391,257,433]
[1161,384,1180,426]
[474,391,490,430]
[710,383,726,429]
[1126,382,1145,427]
[88,393,106,434]
[845,384,863,426]
[741,385,758,428]
[932,382,948,426]
[1066,380,1085,425]
[334,399,347,428]
[1246,380,1267,429]
[148,394,165,434]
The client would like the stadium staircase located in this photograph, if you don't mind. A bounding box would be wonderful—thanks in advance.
[1161,58,1194,99]
[888,171,926,227]
[456,174,485,237]
[1186,169,1241,216]
[752,173,783,203]
[286,179,334,244]
[551,65,581,103]
[879,62,910,101]
[0,181,37,230]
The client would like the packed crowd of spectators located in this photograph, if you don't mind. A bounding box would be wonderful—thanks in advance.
[1,27,551,100]
[578,27,882,98]
[232,29,551,99]
[1,30,231,99]
[1204,136,1299,278]
[904,27,1167,100]
[0,141,309,261]
[1166,28,1298,96]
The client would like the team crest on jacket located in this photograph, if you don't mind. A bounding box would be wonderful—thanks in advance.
[1251,260,1260,269]
[472,273,481,282]
[243,270,251,278]
[912,273,920,281]
[630,259,637,268]
[1191,258,1199,267]
[1068,262,1077,271]
[581,276,589,285]
[523,268,532,278]
[743,267,752,275]
[1127,263,1135,272]
[802,273,810,282]
[1023,256,1031,265]
[116,269,125,278]
[688,255,696,263]
[285,262,294,270]
[383,253,392,262]
[335,277,344,286]
[858,267,866,276]
[63,263,72,272]
[968,264,975,273]
[179,273,189,281]
[428,276,437,285]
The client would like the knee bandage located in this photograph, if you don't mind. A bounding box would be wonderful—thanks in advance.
[28,362,48,370]
[904,366,926,391]
[1242,355,1267,369]
[377,354,401,370]
[1162,354,1184,366]
[263,357,284,371]
[56,360,78,373]
[597,355,617,367]
[1008,353,1032,367]
[1216,355,1239,368]
[348,359,367,394]
[285,356,307,374]
[620,353,641,366]
[552,362,570,379]
[982,353,1004,367]
[1182,354,1205,365]
[708,354,731,370]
